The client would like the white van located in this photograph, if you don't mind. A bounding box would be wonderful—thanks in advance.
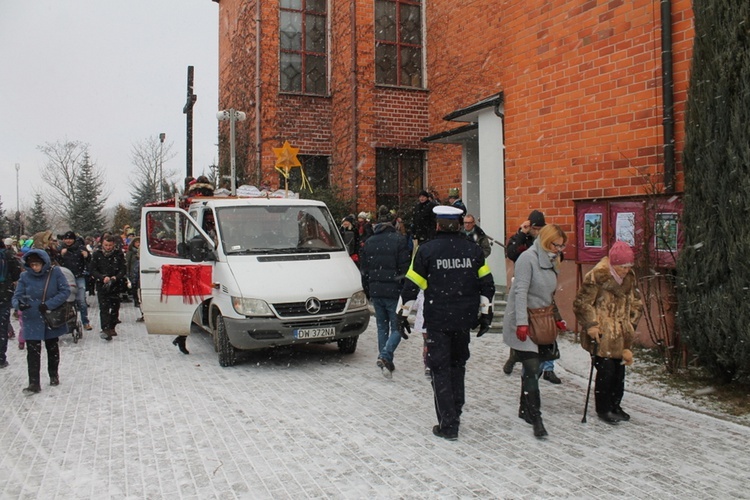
[139,197,370,366]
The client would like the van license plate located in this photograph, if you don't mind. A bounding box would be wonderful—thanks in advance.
[294,327,335,339]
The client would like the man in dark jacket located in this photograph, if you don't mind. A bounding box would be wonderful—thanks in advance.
[505,210,546,262]
[0,239,22,368]
[58,231,92,330]
[398,205,495,440]
[361,206,411,378]
[89,235,127,340]
[410,191,437,245]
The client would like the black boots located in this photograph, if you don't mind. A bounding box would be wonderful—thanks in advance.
[503,349,517,375]
[173,336,189,355]
[595,356,629,424]
[522,390,547,438]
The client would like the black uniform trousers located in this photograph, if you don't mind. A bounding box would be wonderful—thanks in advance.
[425,328,470,434]
[98,290,121,331]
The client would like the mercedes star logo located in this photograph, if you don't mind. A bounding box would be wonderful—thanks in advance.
[305,297,321,314]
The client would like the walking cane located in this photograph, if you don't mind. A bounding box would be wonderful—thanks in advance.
[582,341,597,423]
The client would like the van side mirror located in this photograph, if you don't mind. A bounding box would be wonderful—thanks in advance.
[189,235,214,262]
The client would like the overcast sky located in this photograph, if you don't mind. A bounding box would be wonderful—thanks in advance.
[0,0,219,212]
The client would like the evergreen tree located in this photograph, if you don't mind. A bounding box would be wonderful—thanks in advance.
[112,204,133,234]
[678,0,750,382]
[26,193,50,234]
[70,153,107,237]
[130,177,158,223]
[0,197,6,236]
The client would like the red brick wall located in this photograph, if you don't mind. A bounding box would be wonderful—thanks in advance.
[217,0,694,237]
[426,0,694,247]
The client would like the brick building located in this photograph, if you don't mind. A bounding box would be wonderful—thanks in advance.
[212,0,693,291]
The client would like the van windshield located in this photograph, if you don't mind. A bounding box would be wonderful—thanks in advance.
[215,205,345,255]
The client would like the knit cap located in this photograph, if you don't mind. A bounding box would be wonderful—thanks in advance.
[609,241,635,266]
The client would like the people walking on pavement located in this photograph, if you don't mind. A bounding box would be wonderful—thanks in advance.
[57,231,92,331]
[89,235,126,341]
[360,206,411,379]
[462,214,492,258]
[0,238,22,368]
[503,210,563,384]
[503,224,568,438]
[398,205,495,440]
[447,188,467,215]
[573,240,643,424]
[125,236,143,314]
[410,190,437,247]
[11,249,70,393]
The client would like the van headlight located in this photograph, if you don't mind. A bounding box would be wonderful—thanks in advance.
[349,291,368,309]
[231,297,274,316]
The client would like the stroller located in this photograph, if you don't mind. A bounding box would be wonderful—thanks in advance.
[58,266,83,343]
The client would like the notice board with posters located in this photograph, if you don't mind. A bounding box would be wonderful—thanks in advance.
[574,195,683,268]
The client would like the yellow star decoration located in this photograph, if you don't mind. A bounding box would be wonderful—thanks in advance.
[273,140,301,171]
[272,140,312,193]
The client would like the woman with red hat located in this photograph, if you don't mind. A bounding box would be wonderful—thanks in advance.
[574,240,644,423]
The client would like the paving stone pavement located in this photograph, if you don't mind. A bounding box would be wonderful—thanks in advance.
[0,300,748,499]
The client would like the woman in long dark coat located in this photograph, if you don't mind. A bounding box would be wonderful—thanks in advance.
[12,249,70,394]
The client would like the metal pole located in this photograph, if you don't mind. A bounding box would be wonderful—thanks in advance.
[15,163,20,237]
[159,133,166,201]
[229,109,237,196]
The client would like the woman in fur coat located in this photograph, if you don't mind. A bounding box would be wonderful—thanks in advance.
[573,241,643,423]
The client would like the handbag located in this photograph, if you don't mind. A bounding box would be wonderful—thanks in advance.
[527,304,558,345]
[538,340,561,361]
[41,269,77,329]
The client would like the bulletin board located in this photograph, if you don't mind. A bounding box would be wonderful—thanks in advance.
[574,195,683,268]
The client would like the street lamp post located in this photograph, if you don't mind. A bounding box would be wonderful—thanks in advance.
[15,163,20,237]
[159,133,166,201]
[217,109,246,196]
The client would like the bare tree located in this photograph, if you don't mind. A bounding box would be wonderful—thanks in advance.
[129,136,177,204]
[38,140,90,219]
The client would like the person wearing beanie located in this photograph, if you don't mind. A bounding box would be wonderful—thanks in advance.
[447,188,467,216]
[574,240,643,424]
[503,209,564,384]
[397,205,495,440]
[355,212,374,256]
[360,205,411,379]
[411,190,438,245]
[339,214,359,265]
[58,230,92,331]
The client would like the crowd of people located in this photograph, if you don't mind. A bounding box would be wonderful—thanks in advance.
[0,226,148,394]
[2,186,644,438]
[356,188,643,441]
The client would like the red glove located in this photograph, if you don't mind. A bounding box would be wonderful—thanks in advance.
[555,320,567,331]
[516,325,529,342]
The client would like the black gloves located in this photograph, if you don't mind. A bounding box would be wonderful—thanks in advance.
[398,315,411,339]
[476,309,493,337]
[18,301,31,311]
[38,303,49,313]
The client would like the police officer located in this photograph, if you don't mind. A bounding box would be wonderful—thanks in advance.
[397,205,495,440]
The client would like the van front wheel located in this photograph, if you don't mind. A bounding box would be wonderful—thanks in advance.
[337,336,358,354]
[216,315,236,367]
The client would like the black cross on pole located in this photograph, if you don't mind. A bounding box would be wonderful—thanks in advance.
[183,65,198,179]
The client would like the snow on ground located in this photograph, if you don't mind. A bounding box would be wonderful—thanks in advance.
[0,302,748,499]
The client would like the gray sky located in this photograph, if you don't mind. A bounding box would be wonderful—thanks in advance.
[0,0,219,211]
